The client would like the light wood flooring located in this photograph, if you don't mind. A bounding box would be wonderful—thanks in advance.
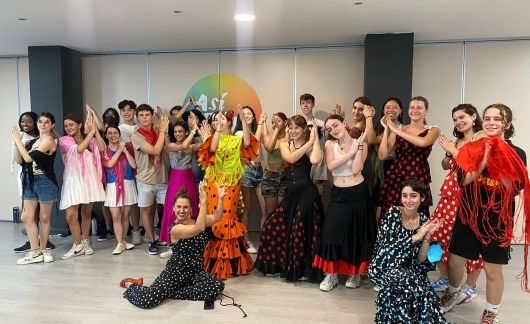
[1,222,528,324]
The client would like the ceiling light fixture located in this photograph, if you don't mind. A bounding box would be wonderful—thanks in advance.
[235,13,255,22]
[354,1,363,5]
[173,10,181,14]
[18,18,28,21]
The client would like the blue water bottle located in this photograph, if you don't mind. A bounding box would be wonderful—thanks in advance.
[13,207,20,223]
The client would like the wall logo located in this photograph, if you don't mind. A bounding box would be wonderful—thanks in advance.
[184,73,262,117]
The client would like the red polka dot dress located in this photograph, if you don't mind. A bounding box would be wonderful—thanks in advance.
[431,160,483,272]
[380,128,434,216]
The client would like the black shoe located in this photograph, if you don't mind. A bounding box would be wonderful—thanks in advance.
[14,241,31,253]
[97,231,115,242]
[148,241,159,255]
[46,241,56,250]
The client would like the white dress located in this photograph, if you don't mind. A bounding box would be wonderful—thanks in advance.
[59,136,105,209]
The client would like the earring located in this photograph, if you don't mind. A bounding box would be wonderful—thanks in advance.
[472,121,475,126]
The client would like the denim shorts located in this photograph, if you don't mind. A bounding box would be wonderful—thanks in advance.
[261,169,286,197]
[241,164,263,188]
[22,175,58,204]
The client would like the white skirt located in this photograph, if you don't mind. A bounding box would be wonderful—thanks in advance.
[104,180,138,207]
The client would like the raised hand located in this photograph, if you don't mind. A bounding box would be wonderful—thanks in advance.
[158,115,169,133]
[198,180,207,202]
[331,104,344,117]
[216,185,227,198]
[363,106,376,118]
[11,126,22,142]
[438,134,456,154]
[188,113,198,131]
[258,112,267,125]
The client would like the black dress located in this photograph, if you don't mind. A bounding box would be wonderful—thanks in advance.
[367,206,447,323]
[256,154,324,281]
[124,232,224,309]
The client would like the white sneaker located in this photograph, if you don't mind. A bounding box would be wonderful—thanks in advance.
[124,241,135,250]
[42,250,54,263]
[17,250,44,265]
[247,241,258,254]
[160,250,173,259]
[131,231,142,245]
[319,273,339,292]
[345,274,361,289]
[61,243,85,259]
[82,239,94,255]
[112,243,126,255]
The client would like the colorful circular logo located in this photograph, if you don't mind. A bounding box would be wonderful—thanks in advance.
[184,73,262,117]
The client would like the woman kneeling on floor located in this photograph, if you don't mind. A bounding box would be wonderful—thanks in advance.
[120,181,225,309]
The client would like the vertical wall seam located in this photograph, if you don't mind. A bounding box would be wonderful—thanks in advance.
[461,42,467,103]
[146,53,151,104]
[16,57,21,114]
[293,48,297,115]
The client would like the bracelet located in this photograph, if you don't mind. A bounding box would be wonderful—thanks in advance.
[215,129,222,133]
[445,152,453,158]
[258,123,262,125]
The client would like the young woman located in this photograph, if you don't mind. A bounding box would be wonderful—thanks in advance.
[313,115,376,291]
[378,96,439,216]
[59,110,106,259]
[368,179,446,323]
[430,104,485,301]
[198,110,258,279]
[441,104,529,324]
[234,105,266,254]
[159,117,202,254]
[95,125,138,255]
[256,115,324,281]
[120,183,225,309]
[260,112,288,217]
[12,112,58,264]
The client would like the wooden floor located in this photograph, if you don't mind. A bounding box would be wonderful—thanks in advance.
[2,222,528,324]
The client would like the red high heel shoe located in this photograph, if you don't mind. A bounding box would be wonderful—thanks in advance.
[119,277,144,288]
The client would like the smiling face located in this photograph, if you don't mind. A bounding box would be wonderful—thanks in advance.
[452,109,476,134]
[288,123,304,141]
[352,101,365,122]
[173,125,187,142]
[63,119,82,136]
[401,185,423,213]
[482,107,506,138]
[325,118,346,140]
[20,115,36,134]
[106,127,121,144]
[173,197,192,222]
[37,116,54,134]
[383,100,402,122]
[120,105,135,124]
[241,108,254,125]
[408,99,427,122]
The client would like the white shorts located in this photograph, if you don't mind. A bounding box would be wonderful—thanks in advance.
[136,181,167,208]
[104,180,138,207]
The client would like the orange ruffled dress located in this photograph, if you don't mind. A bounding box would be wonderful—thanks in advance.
[198,134,259,279]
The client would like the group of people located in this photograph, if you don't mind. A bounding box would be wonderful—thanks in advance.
[11,93,529,323]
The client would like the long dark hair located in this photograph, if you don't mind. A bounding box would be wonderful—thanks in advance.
[234,106,258,134]
[287,115,310,142]
[64,114,85,139]
[400,178,428,208]
[374,97,404,136]
[169,120,189,143]
[452,104,482,139]
[103,108,120,127]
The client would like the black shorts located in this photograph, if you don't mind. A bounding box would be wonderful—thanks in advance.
[449,216,510,265]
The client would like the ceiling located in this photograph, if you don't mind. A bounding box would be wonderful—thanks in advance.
[2,0,530,56]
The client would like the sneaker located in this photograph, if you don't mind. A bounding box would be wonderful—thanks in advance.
[42,250,54,263]
[112,243,126,255]
[14,241,31,253]
[61,243,85,259]
[46,241,56,250]
[319,273,339,292]
[97,231,115,242]
[440,288,466,313]
[481,310,499,324]
[160,250,173,259]
[148,241,159,255]
[131,231,142,245]
[345,274,361,289]
[265,273,280,277]
[17,250,44,265]
[82,239,94,255]
[431,278,449,292]
[124,241,135,250]
[459,284,478,304]
[246,241,258,254]
[298,276,310,281]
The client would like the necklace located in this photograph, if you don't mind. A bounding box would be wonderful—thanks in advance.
[337,138,353,151]
[292,140,304,150]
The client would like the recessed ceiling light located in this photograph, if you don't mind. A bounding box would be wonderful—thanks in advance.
[173,10,181,14]
[354,1,363,5]
[18,18,28,21]
[235,13,255,22]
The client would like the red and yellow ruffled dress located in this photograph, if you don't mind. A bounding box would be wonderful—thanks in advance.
[198,134,259,279]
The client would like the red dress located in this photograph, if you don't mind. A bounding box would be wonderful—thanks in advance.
[380,128,434,216]
[431,159,483,273]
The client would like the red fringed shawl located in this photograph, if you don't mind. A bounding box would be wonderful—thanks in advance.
[455,137,530,291]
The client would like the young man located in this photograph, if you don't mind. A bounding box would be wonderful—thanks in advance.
[131,104,169,255]
[118,100,143,245]
[299,93,327,194]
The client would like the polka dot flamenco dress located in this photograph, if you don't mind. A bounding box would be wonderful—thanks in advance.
[123,232,224,309]
[368,206,447,323]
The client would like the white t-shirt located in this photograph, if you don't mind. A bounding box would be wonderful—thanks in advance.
[119,123,137,143]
